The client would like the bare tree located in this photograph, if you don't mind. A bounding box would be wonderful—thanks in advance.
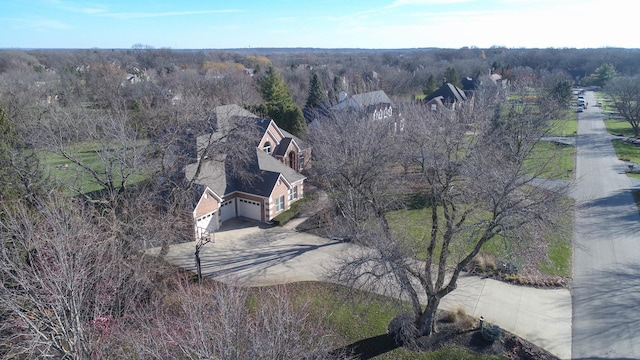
[310,82,571,340]
[116,278,342,359]
[0,195,158,359]
[35,106,150,204]
[606,75,640,137]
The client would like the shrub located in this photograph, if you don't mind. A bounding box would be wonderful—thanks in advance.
[442,306,469,324]
[481,323,503,342]
[441,310,458,323]
[467,252,497,274]
[272,198,307,226]
[388,312,419,348]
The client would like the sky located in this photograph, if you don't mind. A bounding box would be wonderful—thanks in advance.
[1,0,638,49]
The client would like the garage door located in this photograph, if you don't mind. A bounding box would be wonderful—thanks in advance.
[219,199,236,222]
[237,198,262,221]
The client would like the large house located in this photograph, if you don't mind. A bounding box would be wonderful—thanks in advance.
[185,105,310,241]
[330,90,395,121]
[308,90,404,131]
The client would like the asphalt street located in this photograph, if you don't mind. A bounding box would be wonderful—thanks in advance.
[572,92,640,359]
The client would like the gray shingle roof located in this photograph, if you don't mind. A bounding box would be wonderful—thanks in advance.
[210,104,258,133]
[256,149,305,185]
[425,83,467,103]
[186,149,306,199]
[330,90,393,112]
[185,159,228,197]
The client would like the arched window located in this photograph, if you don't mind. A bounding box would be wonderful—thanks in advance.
[263,141,272,154]
[288,151,297,170]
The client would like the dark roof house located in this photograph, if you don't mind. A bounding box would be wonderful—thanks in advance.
[185,106,310,241]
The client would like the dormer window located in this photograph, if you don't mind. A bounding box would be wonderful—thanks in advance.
[263,141,272,154]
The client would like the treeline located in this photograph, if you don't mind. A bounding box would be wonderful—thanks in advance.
[3,47,640,107]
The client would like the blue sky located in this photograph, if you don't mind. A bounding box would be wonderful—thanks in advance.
[1,0,637,49]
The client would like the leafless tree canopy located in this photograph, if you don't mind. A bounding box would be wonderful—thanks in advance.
[606,75,640,136]
[310,81,572,336]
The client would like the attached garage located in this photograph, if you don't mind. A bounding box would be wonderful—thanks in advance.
[219,199,236,222]
[237,198,262,221]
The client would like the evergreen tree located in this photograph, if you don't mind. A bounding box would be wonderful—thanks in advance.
[305,73,325,108]
[444,67,462,88]
[589,63,617,87]
[422,74,439,96]
[258,66,307,137]
[549,80,573,105]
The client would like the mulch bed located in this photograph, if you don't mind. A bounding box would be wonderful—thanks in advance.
[412,317,559,360]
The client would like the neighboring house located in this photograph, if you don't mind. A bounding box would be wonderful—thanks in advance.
[310,90,403,131]
[330,90,395,121]
[185,105,310,241]
[423,82,468,111]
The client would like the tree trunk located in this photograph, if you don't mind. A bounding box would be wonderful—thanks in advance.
[418,296,441,336]
[195,248,202,282]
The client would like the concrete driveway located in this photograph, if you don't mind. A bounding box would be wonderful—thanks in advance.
[147,217,352,286]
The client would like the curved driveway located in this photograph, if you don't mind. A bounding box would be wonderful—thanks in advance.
[572,92,640,359]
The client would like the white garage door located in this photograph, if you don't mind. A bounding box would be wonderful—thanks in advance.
[238,198,262,221]
[219,199,236,223]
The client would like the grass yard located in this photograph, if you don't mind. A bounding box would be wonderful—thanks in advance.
[594,92,616,112]
[41,140,150,196]
[605,118,636,138]
[386,203,573,278]
[527,141,576,180]
[292,282,503,360]
[611,139,640,163]
[546,111,577,137]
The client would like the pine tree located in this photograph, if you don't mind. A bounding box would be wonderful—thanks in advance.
[589,63,617,87]
[444,67,462,88]
[423,74,439,96]
[258,66,307,137]
[305,72,326,108]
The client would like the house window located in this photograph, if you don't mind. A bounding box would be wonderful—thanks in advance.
[288,151,297,170]
[431,104,437,111]
[288,185,298,201]
[263,141,272,154]
[299,154,305,170]
[275,195,285,212]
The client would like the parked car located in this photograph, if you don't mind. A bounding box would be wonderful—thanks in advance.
[577,107,584,113]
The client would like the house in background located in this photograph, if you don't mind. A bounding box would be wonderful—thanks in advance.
[330,90,395,121]
[309,89,404,131]
[185,105,310,241]
[423,82,468,111]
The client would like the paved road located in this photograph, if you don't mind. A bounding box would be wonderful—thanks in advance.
[572,92,640,359]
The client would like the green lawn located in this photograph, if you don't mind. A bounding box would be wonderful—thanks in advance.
[594,92,616,112]
[292,282,503,360]
[41,140,150,196]
[611,139,640,163]
[546,111,577,137]
[605,119,636,137]
[528,141,576,180]
[386,203,572,278]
